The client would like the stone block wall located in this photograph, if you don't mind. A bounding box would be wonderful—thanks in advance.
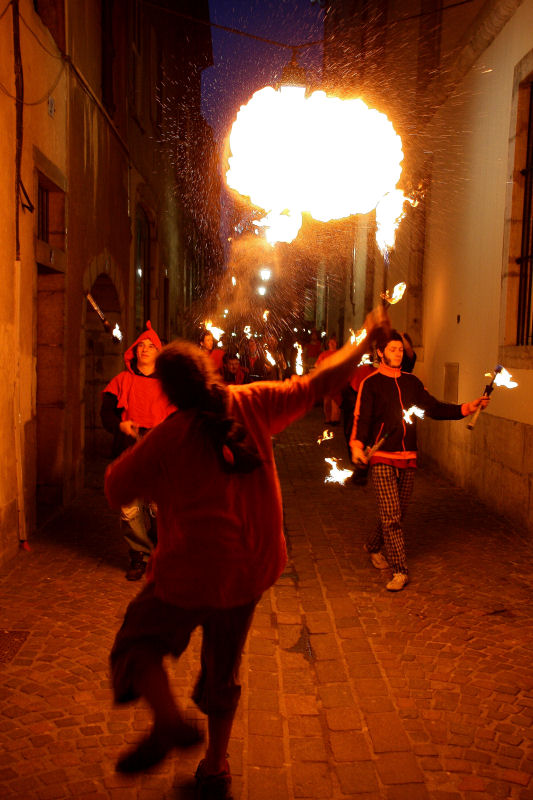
[418,413,532,534]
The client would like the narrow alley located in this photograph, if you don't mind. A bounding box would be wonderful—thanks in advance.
[1,408,532,800]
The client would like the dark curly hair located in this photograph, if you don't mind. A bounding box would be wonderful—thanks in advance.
[375,328,403,353]
[155,340,262,474]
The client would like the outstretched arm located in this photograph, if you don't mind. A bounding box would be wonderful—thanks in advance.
[307,307,389,401]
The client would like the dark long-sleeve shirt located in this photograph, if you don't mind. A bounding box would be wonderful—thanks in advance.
[351,363,467,464]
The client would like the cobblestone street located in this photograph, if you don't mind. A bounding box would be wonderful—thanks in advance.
[1,407,532,799]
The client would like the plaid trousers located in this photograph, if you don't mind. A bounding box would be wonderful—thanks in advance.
[366,463,416,574]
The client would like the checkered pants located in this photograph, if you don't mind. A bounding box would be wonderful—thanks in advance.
[366,464,416,574]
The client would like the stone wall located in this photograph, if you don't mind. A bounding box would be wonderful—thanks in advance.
[418,413,532,534]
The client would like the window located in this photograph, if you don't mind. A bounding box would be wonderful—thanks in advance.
[516,81,533,346]
[135,207,151,336]
[36,169,66,271]
[101,0,115,114]
[33,0,65,51]
[37,183,49,243]
[502,54,533,364]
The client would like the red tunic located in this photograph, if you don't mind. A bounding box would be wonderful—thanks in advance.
[105,377,319,609]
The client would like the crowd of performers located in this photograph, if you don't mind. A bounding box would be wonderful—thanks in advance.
[100,310,488,793]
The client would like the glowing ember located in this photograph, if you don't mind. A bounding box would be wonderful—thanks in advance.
[243,325,252,339]
[403,405,425,424]
[231,276,237,286]
[349,328,367,346]
[381,281,407,305]
[226,86,405,246]
[205,320,224,341]
[324,457,353,484]
[317,430,334,444]
[493,367,518,389]
[294,342,303,376]
[112,323,123,341]
[265,349,276,366]
[263,309,270,322]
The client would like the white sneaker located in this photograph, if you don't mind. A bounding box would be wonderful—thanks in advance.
[386,573,409,592]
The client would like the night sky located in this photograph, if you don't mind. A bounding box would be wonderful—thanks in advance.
[201,0,325,144]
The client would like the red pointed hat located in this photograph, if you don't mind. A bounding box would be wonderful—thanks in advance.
[124,321,163,371]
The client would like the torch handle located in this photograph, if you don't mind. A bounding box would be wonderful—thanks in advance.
[366,435,386,459]
[466,388,491,430]
[466,405,483,430]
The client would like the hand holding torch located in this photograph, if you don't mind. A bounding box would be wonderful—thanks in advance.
[466,365,502,430]
[351,432,391,486]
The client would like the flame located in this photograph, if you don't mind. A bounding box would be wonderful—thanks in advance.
[375,190,413,254]
[112,323,123,341]
[324,457,353,484]
[357,353,373,366]
[493,367,518,389]
[403,405,425,424]
[231,276,237,286]
[317,429,334,444]
[205,320,224,341]
[294,342,303,375]
[381,281,406,305]
[226,86,405,246]
[243,325,252,339]
[265,349,276,366]
[263,309,270,322]
[349,327,367,346]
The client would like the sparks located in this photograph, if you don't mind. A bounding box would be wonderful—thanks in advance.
[231,276,237,286]
[493,367,518,389]
[293,342,303,376]
[324,457,353,484]
[317,430,334,445]
[243,325,252,339]
[403,405,425,424]
[263,310,270,322]
[112,323,123,342]
[226,86,405,246]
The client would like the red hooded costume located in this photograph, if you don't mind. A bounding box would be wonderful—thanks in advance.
[101,322,175,454]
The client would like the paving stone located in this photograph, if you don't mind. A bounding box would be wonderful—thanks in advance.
[335,761,379,794]
[366,713,411,753]
[375,752,425,784]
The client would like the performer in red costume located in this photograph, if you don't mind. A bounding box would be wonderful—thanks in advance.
[101,322,175,580]
[105,307,389,793]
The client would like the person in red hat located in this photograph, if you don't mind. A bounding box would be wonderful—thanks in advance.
[101,322,175,580]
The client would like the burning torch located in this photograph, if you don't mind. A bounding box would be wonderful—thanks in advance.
[86,293,123,343]
[467,365,518,430]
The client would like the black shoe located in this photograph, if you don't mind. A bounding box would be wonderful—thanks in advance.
[116,721,203,774]
[195,759,233,800]
[125,552,148,581]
